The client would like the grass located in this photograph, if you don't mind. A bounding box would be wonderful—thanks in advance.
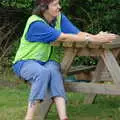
[1,83,120,120]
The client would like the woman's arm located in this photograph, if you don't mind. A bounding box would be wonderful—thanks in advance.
[60,14,118,43]
[57,33,84,42]
[57,31,118,43]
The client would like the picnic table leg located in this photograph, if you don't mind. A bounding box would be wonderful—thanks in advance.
[84,49,120,104]
[101,50,120,86]
[33,92,53,120]
[84,58,105,104]
[61,48,78,74]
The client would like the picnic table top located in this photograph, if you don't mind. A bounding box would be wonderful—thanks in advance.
[52,36,120,49]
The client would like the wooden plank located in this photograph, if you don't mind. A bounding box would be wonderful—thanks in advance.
[64,82,120,95]
[100,70,112,82]
[99,49,120,82]
[61,48,78,74]
[68,65,96,75]
[63,42,73,47]
[69,70,113,82]
[101,50,120,86]
[33,99,52,120]
[84,58,105,104]
[102,36,120,49]
[74,71,93,81]
[77,48,104,56]
[89,67,113,82]
[88,42,103,49]
[75,42,87,48]
[33,91,52,120]
[51,36,120,49]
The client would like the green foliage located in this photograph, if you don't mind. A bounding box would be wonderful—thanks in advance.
[0,0,119,34]
[0,0,33,8]
[62,0,120,34]
[0,0,119,66]
[8,40,20,66]
[73,56,98,66]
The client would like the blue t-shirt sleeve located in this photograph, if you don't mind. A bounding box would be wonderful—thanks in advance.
[61,14,80,34]
[26,21,61,43]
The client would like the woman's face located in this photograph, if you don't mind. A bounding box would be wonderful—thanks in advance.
[45,0,61,18]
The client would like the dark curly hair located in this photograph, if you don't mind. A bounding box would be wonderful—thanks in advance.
[32,0,55,17]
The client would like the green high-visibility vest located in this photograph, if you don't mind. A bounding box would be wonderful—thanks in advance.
[13,14,63,64]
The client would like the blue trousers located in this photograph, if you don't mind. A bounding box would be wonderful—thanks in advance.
[20,60,66,102]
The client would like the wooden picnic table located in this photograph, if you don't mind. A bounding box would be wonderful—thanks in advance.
[34,36,120,120]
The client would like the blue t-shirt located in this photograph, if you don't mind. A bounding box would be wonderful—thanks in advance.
[26,14,80,43]
[13,14,80,76]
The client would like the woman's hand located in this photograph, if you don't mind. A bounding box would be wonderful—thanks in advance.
[92,32,119,43]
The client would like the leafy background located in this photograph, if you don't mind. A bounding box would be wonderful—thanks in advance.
[0,0,120,67]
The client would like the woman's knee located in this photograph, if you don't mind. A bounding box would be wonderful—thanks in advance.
[37,68,50,78]
[20,61,50,81]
